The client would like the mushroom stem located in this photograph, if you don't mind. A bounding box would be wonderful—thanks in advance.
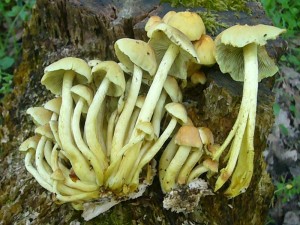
[214,43,258,192]
[59,70,95,183]
[96,99,107,155]
[25,149,54,192]
[177,149,203,185]
[104,133,144,184]
[124,106,140,145]
[107,140,143,191]
[35,136,53,185]
[222,44,258,196]
[163,145,192,192]
[187,165,209,183]
[85,78,110,169]
[44,139,53,170]
[106,108,118,158]
[51,144,84,197]
[109,44,180,191]
[110,65,143,163]
[135,43,179,124]
[72,98,104,185]
[127,140,154,186]
[131,117,178,187]
[159,136,177,188]
[55,190,99,202]
[152,90,167,137]
[57,160,99,192]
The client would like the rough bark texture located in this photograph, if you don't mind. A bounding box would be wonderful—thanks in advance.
[0,0,285,224]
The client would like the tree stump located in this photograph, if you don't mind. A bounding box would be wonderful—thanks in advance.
[0,0,285,224]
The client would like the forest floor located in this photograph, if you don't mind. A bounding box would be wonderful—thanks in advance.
[265,36,300,225]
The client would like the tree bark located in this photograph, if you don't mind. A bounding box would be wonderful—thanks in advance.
[0,0,285,224]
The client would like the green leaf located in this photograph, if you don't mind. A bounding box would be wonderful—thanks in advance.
[289,104,296,114]
[19,10,28,21]
[273,103,281,116]
[279,124,289,136]
[0,56,15,70]
[6,5,21,17]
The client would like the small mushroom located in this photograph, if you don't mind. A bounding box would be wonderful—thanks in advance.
[161,11,176,24]
[137,22,199,127]
[145,15,162,33]
[177,148,203,185]
[163,76,183,103]
[34,123,55,185]
[70,84,104,185]
[213,24,285,196]
[84,61,126,171]
[41,57,94,183]
[163,11,206,41]
[20,135,54,192]
[193,34,216,66]
[111,38,157,163]
[43,97,62,121]
[26,107,52,126]
[131,102,188,188]
[43,97,62,162]
[190,71,206,85]
[187,158,218,183]
[162,125,202,193]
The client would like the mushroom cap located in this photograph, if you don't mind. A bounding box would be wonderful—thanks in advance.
[136,121,155,140]
[193,34,216,66]
[215,24,286,82]
[35,123,54,140]
[43,97,62,115]
[220,24,286,47]
[70,84,93,113]
[165,102,188,125]
[164,76,182,102]
[207,144,220,156]
[198,127,214,145]
[165,11,206,41]
[145,15,162,33]
[148,23,200,80]
[41,57,91,95]
[26,107,52,126]
[203,158,218,173]
[114,38,157,76]
[175,125,203,148]
[92,60,126,97]
[88,59,102,68]
[190,71,206,85]
[162,11,176,24]
[19,135,41,152]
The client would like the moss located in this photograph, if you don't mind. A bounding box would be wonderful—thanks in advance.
[160,0,253,13]
[159,0,255,36]
[197,11,228,36]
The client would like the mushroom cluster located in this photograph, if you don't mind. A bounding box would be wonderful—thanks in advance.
[19,10,285,220]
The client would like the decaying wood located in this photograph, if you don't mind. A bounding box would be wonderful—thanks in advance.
[0,0,284,224]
